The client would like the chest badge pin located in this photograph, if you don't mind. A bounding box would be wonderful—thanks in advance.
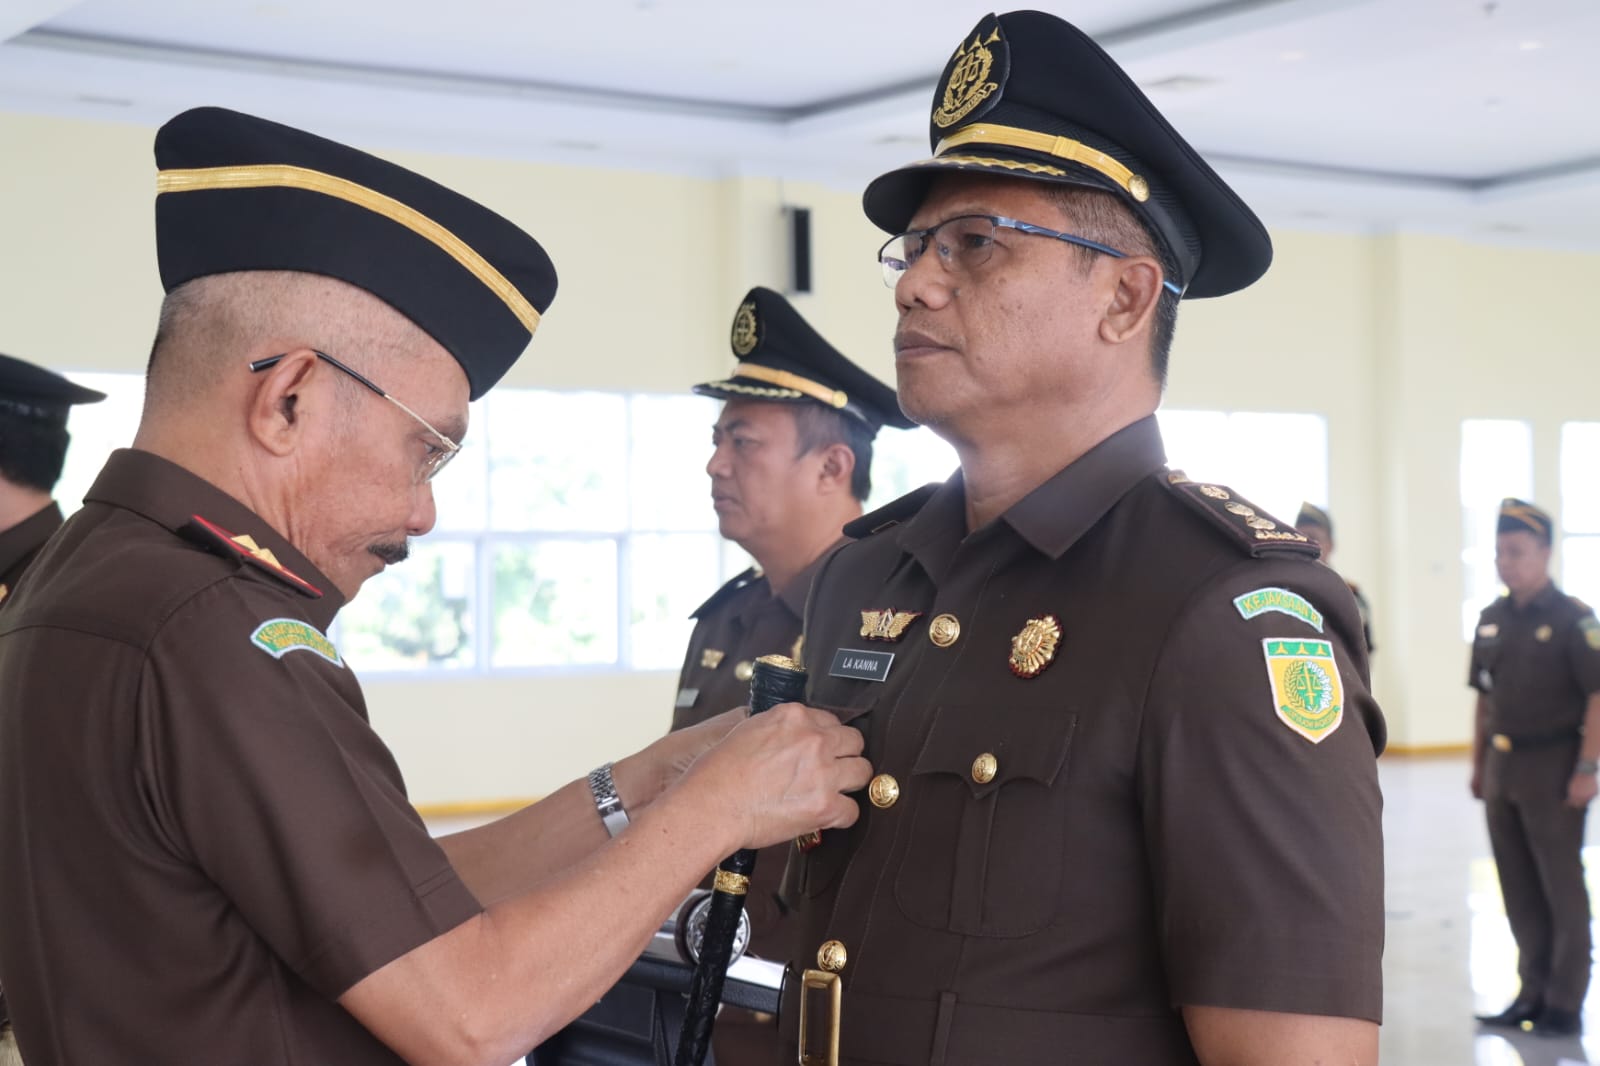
[701,648,726,669]
[1536,624,1553,643]
[860,609,923,642]
[1008,614,1062,678]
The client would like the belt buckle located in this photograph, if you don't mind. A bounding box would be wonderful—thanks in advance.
[798,968,841,1066]
[1492,734,1513,753]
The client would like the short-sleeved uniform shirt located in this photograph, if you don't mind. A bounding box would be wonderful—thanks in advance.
[0,501,62,607]
[0,450,482,1064]
[781,417,1386,1066]
[1469,583,1600,734]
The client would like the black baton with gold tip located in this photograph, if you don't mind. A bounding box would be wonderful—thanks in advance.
[675,652,808,1066]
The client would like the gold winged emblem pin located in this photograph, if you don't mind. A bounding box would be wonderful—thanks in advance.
[860,609,924,642]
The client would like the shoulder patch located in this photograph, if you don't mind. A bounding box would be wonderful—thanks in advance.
[690,566,761,619]
[1580,615,1600,651]
[251,617,343,667]
[1160,476,1317,559]
[843,483,940,539]
[183,515,324,597]
[1233,587,1324,632]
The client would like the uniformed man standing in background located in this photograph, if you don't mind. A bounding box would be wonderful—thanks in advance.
[780,11,1385,1065]
[0,354,105,604]
[1295,502,1375,654]
[671,285,911,1063]
[1471,498,1600,1037]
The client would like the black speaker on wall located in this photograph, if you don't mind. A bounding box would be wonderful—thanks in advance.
[788,206,812,294]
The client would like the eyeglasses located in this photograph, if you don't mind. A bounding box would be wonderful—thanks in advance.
[248,349,461,482]
[878,213,1183,296]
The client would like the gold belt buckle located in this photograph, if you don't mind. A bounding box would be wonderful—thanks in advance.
[1492,734,1513,753]
[798,968,841,1066]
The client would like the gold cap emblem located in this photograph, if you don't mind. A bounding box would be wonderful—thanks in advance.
[1008,614,1061,678]
[818,939,848,973]
[933,26,1005,129]
[971,752,998,784]
[731,300,758,356]
[928,613,962,647]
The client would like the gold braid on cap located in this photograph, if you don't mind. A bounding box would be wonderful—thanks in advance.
[1501,503,1550,537]
[156,164,542,335]
[934,124,1149,201]
[730,363,848,410]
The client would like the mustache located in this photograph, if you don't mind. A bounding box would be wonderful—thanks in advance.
[368,540,411,566]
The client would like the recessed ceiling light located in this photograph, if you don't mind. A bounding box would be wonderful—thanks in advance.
[1518,40,1542,51]
[1280,50,1307,62]
[551,139,601,151]
[873,134,923,146]
[1139,75,1219,94]
[74,94,133,107]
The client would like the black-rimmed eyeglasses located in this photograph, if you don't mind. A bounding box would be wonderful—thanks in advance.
[878,213,1183,296]
[248,349,461,483]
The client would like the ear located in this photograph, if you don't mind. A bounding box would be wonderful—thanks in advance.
[815,441,857,496]
[1098,256,1165,348]
[246,348,321,458]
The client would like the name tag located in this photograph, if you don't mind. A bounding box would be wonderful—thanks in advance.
[829,648,894,683]
[675,687,699,709]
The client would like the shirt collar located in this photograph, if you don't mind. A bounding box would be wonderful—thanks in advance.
[0,501,63,576]
[83,449,346,627]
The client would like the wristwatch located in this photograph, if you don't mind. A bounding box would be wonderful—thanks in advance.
[587,762,630,837]
[1576,759,1599,776]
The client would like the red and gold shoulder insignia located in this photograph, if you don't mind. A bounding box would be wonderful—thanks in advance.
[186,514,323,597]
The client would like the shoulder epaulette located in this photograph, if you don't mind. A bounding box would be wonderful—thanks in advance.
[1160,471,1318,559]
[182,515,324,598]
[689,566,762,619]
[843,483,940,539]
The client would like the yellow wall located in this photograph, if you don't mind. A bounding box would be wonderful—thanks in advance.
[5,109,1597,800]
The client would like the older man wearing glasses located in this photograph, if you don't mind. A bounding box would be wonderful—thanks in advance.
[0,107,870,1066]
[777,12,1385,1066]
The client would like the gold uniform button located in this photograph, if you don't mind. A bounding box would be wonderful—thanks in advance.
[1492,734,1513,753]
[868,773,900,809]
[929,613,961,647]
[818,939,848,973]
[971,752,998,784]
[1128,174,1150,202]
[734,660,754,682]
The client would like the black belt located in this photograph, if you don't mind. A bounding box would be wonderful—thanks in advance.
[1490,730,1579,753]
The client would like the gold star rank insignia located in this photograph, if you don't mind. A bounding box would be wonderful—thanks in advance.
[701,648,726,669]
[1008,615,1061,678]
[860,609,923,642]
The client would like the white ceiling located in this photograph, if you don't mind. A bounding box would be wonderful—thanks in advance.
[3,0,1599,250]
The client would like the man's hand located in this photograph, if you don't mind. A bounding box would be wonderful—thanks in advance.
[675,702,871,851]
[1567,770,1597,809]
[621,707,748,806]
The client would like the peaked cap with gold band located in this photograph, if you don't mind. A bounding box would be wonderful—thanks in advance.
[154,107,557,400]
[1498,497,1553,544]
[861,10,1272,299]
[694,287,914,433]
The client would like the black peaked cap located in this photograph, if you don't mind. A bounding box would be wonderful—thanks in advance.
[694,287,913,434]
[1498,498,1552,543]
[0,353,106,426]
[862,10,1272,298]
[154,107,557,400]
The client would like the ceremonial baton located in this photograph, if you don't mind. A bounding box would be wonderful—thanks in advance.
[674,652,807,1066]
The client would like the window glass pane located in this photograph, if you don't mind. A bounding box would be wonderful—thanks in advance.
[1564,536,1600,607]
[1158,409,1327,523]
[629,532,723,670]
[1561,422,1600,534]
[59,371,145,514]
[487,390,626,532]
[492,538,618,667]
[337,541,477,672]
[1156,408,1231,482]
[430,399,487,533]
[867,427,958,512]
[630,394,721,532]
[1460,419,1533,641]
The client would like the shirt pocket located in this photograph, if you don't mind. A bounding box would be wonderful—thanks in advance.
[893,702,1077,938]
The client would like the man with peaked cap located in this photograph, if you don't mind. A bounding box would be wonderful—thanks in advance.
[1470,498,1600,1037]
[1295,502,1375,654]
[0,107,871,1066]
[0,354,105,605]
[779,11,1385,1065]
[673,286,913,1063]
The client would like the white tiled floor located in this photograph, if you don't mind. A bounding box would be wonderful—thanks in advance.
[429,755,1600,1064]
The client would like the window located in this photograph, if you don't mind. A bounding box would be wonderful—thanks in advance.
[1156,409,1329,523]
[1460,419,1534,641]
[1560,422,1600,605]
[58,371,146,513]
[866,426,959,511]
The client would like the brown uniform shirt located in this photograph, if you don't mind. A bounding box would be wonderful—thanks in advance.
[1469,584,1600,735]
[0,502,62,607]
[0,450,481,1065]
[781,417,1386,1065]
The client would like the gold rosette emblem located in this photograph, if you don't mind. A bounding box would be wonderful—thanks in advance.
[1008,614,1061,678]
[933,29,1002,128]
[730,300,758,355]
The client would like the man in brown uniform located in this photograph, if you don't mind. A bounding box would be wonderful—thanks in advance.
[1471,498,1600,1036]
[779,12,1385,1065]
[1295,502,1376,654]
[673,286,912,1062]
[0,354,105,605]
[0,107,871,1066]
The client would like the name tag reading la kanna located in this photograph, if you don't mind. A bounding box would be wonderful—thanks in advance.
[829,647,895,683]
